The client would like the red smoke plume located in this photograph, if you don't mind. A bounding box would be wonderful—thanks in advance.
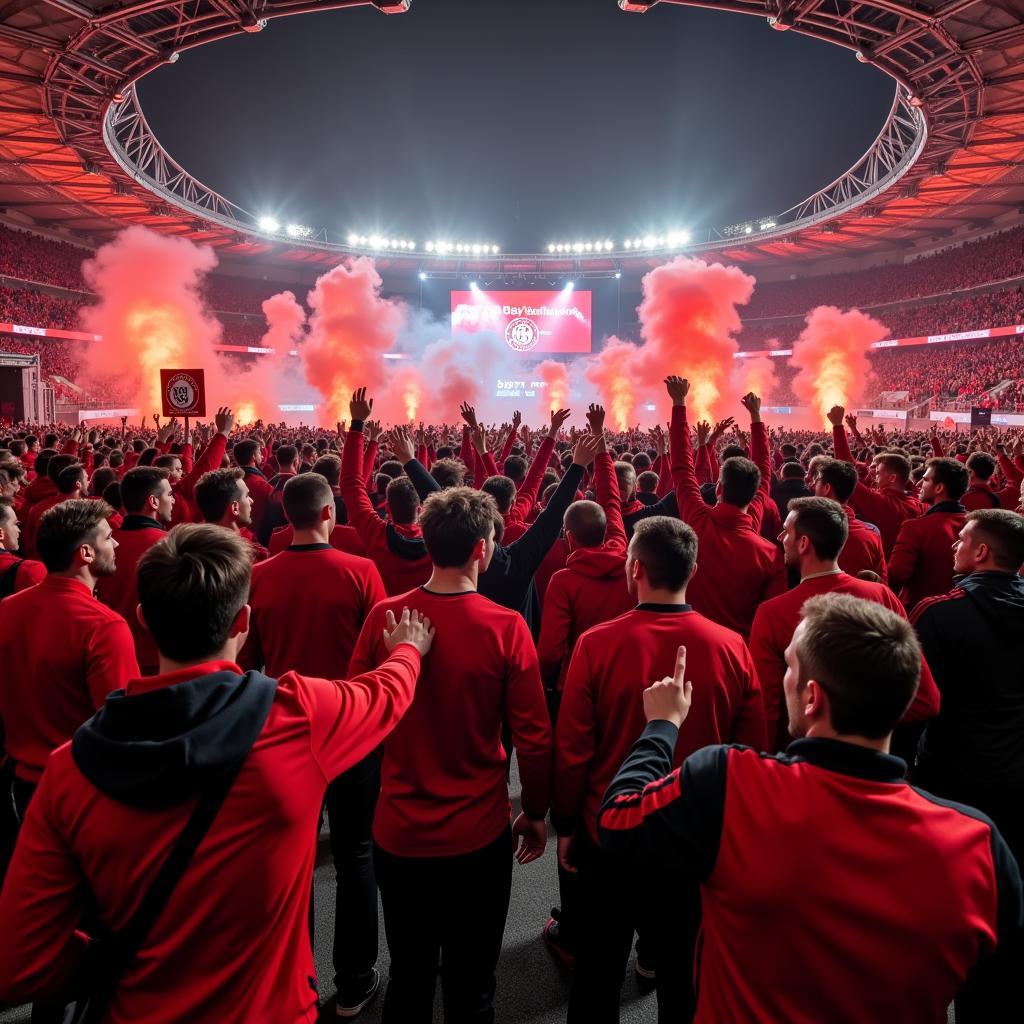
[634,257,756,423]
[79,226,225,412]
[302,258,404,426]
[731,355,778,406]
[789,306,887,425]
[229,290,308,424]
[585,336,638,430]
[536,359,570,415]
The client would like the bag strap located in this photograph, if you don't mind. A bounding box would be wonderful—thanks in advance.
[96,756,248,995]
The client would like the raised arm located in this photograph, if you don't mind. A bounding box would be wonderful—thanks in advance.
[511,409,565,521]
[588,404,626,551]
[340,389,387,547]
[667,376,710,529]
[744,393,772,532]
[178,408,232,500]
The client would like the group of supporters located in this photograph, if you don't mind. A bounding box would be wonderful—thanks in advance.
[0,380,1022,1024]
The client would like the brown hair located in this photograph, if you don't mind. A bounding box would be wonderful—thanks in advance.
[965,509,1024,571]
[629,516,697,591]
[36,499,113,572]
[787,497,849,561]
[283,472,333,530]
[796,593,920,738]
[419,486,497,567]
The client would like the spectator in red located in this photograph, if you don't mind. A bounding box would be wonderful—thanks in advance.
[194,468,269,563]
[0,524,432,1022]
[0,497,45,596]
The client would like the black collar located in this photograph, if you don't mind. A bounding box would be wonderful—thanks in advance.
[785,737,906,783]
[241,466,266,479]
[925,500,966,516]
[286,543,331,552]
[635,602,692,613]
[419,586,475,597]
[121,514,164,532]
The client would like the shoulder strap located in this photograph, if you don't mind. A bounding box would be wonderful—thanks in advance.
[82,756,248,1020]
[0,558,24,598]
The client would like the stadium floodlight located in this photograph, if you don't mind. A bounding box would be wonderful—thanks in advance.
[347,232,358,246]
[605,240,614,251]
[615,272,622,279]
[425,241,435,252]
[285,223,312,238]
[566,280,575,290]
[759,220,776,231]
[257,215,281,233]
[643,235,655,248]
[744,225,753,234]
[408,241,416,250]
[470,281,478,289]
[419,272,427,281]
[492,246,500,254]
[623,240,632,249]
[472,244,481,255]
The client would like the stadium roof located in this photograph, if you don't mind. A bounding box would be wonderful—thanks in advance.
[0,0,1023,278]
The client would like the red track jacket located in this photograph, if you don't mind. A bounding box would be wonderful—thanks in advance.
[887,501,966,612]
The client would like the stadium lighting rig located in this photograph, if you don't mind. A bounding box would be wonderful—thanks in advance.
[424,241,500,255]
[621,230,691,251]
[347,234,418,251]
[547,240,615,254]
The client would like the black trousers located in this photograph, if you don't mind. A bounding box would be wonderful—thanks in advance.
[317,754,380,996]
[375,827,513,1024]
[567,830,699,1024]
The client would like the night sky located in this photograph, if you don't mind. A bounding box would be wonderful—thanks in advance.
[139,0,894,253]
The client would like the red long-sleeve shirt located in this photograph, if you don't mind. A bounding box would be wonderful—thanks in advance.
[0,650,420,1022]
[171,434,228,525]
[240,466,275,530]
[503,436,555,543]
[839,505,888,582]
[888,504,966,612]
[749,571,941,749]
[553,604,765,841]
[245,545,386,678]
[349,587,552,856]
[834,425,924,554]
[340,426,431,595]
[670,405,786,638]
[535,451,631,690]
[0,576,139,782]
[95,515,167,674]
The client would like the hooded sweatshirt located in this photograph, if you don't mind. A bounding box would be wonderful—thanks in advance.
[912,571,1024,793]
[0,649,421,1022]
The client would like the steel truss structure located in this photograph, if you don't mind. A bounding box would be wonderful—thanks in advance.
[0,0,1021,278]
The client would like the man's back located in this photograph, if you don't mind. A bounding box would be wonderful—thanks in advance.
[600,735,1021,1024]
[839,509,888,582]
[349,588,551,857]
[0,575,137,782]
[554,606,764,840]
[913,571,1024,792]
[0,653,421,1024]
[247,545,385,678]
[535,545,633,691]
[683,503,786,637]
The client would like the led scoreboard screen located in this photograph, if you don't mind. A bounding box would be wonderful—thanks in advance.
[450,289,592,354]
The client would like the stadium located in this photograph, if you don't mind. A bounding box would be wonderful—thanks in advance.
[0,1,1023,1023]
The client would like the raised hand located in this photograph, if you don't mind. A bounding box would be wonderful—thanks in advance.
[711,416,735,440]
[214,406,235,436]
[389,426,415,464]
[549,408,571,437]
[459,401,478,429]
[382,607,435,657]
[642,645,692,728]
[350,387,373,422]
[826,406,845,427]
[571,431,601,468]
[511,409,522,430]
[586,403,606,434]
[741,392,762,423]
[695,420,711,446]
[664,375,689,405]
[365,420,383,443]
[472,423,488,454]
[844,412,858,432]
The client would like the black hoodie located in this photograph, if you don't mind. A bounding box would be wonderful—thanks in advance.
[913,571,1024,792]
[72,669,277,809]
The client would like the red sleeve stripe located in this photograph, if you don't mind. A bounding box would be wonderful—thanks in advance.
[600,768,683,832]
[909,586,966,626]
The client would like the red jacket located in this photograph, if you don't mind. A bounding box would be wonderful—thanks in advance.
[19,475,55,516]
[535,450,631,690]
[961,483,1002,511]
[22,491,65,558]
[749,571,941,749]
[268,523,366,558]
[0,650,421,1022]
[171,435,228,525]
[350,587,552,857]
[0,549,46,595]
[839,505,888,583]
[534,533,569,611]
[95,515,167,674]
[887,502,966,613]
[834,425,925,554]
[0,576,138,782]
[670,406,786,638]
[240,466,275,531]
[341,426,431,596]
[554,604,765,841]
[503,436,555,543]
[245,544,386,678]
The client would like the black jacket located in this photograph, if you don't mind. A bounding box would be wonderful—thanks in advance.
[913,571,1024,793]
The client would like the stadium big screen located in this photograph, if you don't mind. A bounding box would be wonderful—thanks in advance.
[451,288,593,401]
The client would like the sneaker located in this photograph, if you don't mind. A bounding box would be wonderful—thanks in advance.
[634,959,656,982]
[543,917,576,970]
[336,969,380,1019]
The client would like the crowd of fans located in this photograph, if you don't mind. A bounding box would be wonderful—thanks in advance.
[745,224,1024,317]
[0,387,1021,1023]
